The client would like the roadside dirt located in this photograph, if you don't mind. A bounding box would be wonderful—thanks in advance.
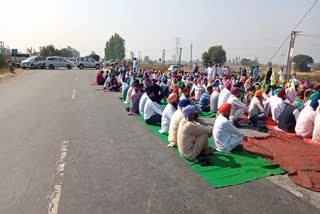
[0,68,25,83]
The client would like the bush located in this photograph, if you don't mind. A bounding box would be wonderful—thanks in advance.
[0,56,8,69]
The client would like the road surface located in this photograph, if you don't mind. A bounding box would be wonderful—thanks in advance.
[0,69,319,214]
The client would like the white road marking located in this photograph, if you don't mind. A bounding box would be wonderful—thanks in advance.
[71,89,76,99]
[48,140,69,214]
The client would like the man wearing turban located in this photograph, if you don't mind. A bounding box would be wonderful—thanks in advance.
[177,105,214,161]
[159,93,179,134]
[226,87,248,126]
[248,90,267,127]
[295,100,319,138]
[213,104,246,153]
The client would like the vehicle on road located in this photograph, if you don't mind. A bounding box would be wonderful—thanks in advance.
[76,57,101,69]
[168,65,179,72]
[20,56,46,69]
[103,59,117,67]
[12,53,30,67]
[46,57,74,69]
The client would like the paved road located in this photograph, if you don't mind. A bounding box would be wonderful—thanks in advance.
[0,69,319,214]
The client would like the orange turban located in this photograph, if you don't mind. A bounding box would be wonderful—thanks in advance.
[167,93,178,103]
[282,80,287,84]
[172,85,179,93]
[197,78,201,84]
[219,103,232,113]
[255,90,263,97]
[208,79,213,83]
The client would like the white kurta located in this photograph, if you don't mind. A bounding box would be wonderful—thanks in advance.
[213,114,244,153]
[312,113,320,143]
[266,96,284,122]
[159,103,177,134]
[210,91,220,112]
[168,109,184,147]
[139,92,149,116]
[295,106,318,137]
[194,85,205,101]
[218,88,231,109]
[143,98,163,121]
[227,94,248,121]
[207,67,215,80]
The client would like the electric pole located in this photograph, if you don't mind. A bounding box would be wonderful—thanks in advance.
[138,51,141,62]
[190,43,193,71]
[286,31,300,80]
[178,48,182,66]
[162,49,165,66]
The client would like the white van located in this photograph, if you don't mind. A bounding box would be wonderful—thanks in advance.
[46,57,74,69]
[76,57,101,69]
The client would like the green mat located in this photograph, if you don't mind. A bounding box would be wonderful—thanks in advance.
[118,96,285,188]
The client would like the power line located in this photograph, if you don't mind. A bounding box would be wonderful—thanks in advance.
[268,0,318,63]
[299,34,320,38]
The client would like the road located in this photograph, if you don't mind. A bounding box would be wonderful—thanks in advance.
[0,69,319,214]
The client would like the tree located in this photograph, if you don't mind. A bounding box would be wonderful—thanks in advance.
[88,51,100,61]
[267,61,272,67]
[144,56,150,63]
[130,51,135,60]
[26,47,39,55]
[39,45,61,57]
[293,54,314,72]
[104,33,126,60]
[202,45,226,65]
[240,58,258,67]
[60,48,74,57]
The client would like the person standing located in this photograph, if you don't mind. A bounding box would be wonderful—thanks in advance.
[207,61,215,81]
[278,67,285,83]
[133,57,138,73]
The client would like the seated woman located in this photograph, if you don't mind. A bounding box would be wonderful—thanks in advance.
[96,70,105,85]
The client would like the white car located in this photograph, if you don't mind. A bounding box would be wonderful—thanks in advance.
[20,56,46,69]
[46,57,74,69]
[168,65,179,72]
[76,57,101,69]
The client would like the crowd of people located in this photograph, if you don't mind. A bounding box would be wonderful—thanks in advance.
[95,61,320,162]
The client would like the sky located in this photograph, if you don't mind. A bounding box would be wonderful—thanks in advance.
[1,0,320,64]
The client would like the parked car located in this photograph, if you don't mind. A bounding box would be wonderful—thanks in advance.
[103,59,117,67]
[20,56,46,69]
[75,57,101,69]
[168,65,179,72]
[12,53,30,67]
[46,57,74,69]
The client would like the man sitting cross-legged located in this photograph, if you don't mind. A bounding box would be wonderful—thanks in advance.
[213,103,247,153]
[177,105,214,161]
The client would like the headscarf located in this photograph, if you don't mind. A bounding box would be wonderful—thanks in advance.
[310,100,319,110]
[219,103,232,113]
[167,93,178,103]
[182,105,195,117]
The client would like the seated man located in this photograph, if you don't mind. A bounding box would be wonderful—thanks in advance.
[278,100,303,133]
[213,103,246,153]
[128,82,143,115]
[139,92,149,116]
[217,80,231,109]
[268,87,286,122]
[122,78,130,100]
[107,75,121,92]
[168,100,192,147]
[96,70,105,85]
[177,105,214,161]
[199,86,213,112]
[226,87,247,126]
[248,90,267,126]
[159,93,179,134]
[312,112,320,143]
[144,88,163,125]
[295,100,319,137]
[210,83,221,113]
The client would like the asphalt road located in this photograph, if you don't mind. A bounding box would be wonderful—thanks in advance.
[0,69,319,214]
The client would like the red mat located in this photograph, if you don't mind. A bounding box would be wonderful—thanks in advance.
[243,132,320,192]
[90,81,98,86]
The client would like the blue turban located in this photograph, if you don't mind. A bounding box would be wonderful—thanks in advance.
[127,78,131,84]
[182,105,196,117]
[310,100,319,110]
[161,76,167,82]
[179,99,191,108]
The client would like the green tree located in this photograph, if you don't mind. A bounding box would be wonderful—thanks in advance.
[60,48,74,57]
[130,51,135,60]
[104,33,125,60]
[88,51,100,61]
[39,45,61,57]
[267,61,272,67]
[293,54,314,72]
[202,45,226,65]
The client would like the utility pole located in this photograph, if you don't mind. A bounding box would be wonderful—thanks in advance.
[178,48,182,66]
[0,41,4,55]
[162,49,165,68]
[138,51,141,62]
[286,31,300,80]
[190,43,193,71]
